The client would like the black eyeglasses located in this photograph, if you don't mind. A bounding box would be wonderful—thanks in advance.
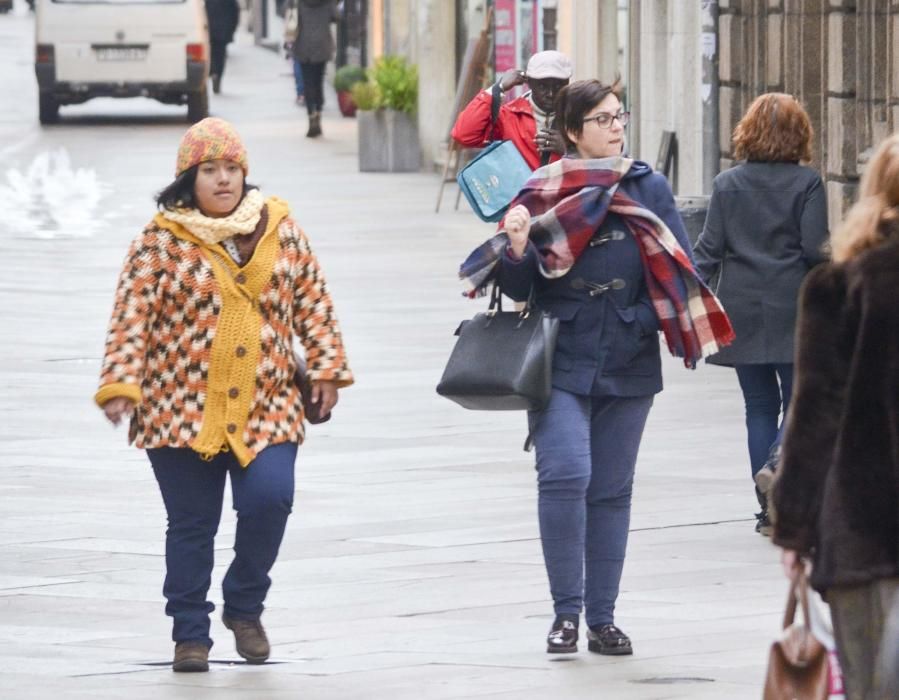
[582,111,630,129]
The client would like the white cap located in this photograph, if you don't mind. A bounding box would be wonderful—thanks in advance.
[525,51,573,80]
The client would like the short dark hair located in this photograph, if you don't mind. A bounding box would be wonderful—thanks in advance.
[155,165,258,211]
[554,78,624,149]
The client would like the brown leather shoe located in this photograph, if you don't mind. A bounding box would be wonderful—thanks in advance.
[222,614,270,664]
[172,641,209,672]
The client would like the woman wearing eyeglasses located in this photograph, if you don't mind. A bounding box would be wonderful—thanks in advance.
[459,79,733,656]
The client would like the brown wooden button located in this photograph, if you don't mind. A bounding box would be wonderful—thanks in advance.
[226,423,237,434]
[235,273,247,284]
[228,387,239,399]
[235,346,247,357]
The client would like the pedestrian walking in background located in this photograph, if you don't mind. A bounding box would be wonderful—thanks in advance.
[459,79,734,656]
[205,0,241,94]
[283,0,305,106]
[292,0,338,138]
[772,132,899,700]
[451,50,572,171]
[692,93,828,536]
[94,118,353,672]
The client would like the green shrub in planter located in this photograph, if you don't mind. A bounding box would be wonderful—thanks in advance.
[370,56,418,115]
[350,81,380,111]
[350,55,418,115]
[352,55,420,172]
[334,65,367,92]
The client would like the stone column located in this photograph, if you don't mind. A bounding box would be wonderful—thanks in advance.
[631,0,707,195]
[415,0,456,168]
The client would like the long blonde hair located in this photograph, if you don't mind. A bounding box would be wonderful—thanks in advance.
[831,133,899,262]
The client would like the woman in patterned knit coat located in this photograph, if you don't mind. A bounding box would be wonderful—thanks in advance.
[95,118,353,672]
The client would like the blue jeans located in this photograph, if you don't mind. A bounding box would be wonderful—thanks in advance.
[528,389,653,628]
[292,58,304,98]
[734,363,793,478]
[147,442,297,647]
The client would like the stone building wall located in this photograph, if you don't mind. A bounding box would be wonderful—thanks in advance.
[718,0,899,224]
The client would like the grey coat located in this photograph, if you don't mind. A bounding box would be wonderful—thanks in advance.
[292,0,337,64]
[693,161,828,365]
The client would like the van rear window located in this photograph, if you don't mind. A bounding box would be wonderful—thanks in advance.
[52,0,186,3]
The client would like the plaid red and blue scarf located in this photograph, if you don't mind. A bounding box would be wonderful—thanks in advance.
[459,156,735,368]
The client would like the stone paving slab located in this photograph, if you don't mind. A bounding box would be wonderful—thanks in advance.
[0,4,787,698]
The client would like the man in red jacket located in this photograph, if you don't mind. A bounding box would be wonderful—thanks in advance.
[451,50,572,171]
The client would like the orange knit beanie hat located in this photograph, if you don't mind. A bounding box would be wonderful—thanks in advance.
[175,117,249,177]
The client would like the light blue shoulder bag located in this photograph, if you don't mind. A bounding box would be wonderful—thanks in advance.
[457,85,534,223]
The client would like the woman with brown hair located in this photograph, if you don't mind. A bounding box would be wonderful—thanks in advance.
[460,79,733,655]
[693,93,828,535]
[772,132,899,700]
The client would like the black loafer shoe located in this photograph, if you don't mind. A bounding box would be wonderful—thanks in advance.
[546,618,578,654]
[587,624,633,655]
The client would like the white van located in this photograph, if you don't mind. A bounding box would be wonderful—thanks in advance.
[34,0,210,124]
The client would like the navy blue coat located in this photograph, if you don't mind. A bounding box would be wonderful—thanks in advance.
[498,161,691,397]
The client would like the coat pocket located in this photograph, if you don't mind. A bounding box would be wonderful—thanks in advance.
[540,301,581,371]
[604,304,656,375]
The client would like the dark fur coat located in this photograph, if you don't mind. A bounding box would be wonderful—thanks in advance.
[772,241,899,593]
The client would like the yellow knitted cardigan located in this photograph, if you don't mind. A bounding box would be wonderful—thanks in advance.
[95,197,353,466]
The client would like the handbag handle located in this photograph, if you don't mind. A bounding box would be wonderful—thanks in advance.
[487,280,537,318]
[781,568,821,665]
[782,568,813,630]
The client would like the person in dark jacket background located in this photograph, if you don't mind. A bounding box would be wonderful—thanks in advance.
[459,79,734,657]
[205,0,240,94]
[451,50,572,171]
[692,93,828,535]
[773,132,899,700]
[292,0,338,138]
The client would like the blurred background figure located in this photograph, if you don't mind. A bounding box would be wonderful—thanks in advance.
[206,0,241,94]
[692,93,828,536]
[451,50,572,171]
[292,0,339,138]
[283,0,305,106]
[773,132,899,700]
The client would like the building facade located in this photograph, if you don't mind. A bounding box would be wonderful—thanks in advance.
[364,0,895,218]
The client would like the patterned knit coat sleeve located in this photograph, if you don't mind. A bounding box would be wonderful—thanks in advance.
[95,230,163,406]
[291,225,354,388]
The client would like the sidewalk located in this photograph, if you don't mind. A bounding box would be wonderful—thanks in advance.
[0,13,784,699]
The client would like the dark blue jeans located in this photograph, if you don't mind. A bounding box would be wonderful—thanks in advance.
[528,389,653,629]
[292,58,304,98]
[147,442,297,647]
[734,363,793,478]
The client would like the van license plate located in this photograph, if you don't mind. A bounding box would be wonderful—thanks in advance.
[95,47,148,62]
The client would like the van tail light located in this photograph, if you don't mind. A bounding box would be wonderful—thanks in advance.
[36,44,55,64]
[186,43,205,62]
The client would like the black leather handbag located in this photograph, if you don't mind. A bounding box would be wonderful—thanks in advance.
[436,284,559,411]
[293,353,331,424]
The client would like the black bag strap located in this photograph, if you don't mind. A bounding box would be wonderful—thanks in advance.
[489,82,502,141]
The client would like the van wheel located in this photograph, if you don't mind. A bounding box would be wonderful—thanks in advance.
[38,94,60,125]
[187,88,209,123]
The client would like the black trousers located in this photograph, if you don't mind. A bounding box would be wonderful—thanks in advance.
[299,61,326,114]
[210,40,228,78]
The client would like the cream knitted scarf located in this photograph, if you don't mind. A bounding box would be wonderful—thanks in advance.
[160,188,265,245]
